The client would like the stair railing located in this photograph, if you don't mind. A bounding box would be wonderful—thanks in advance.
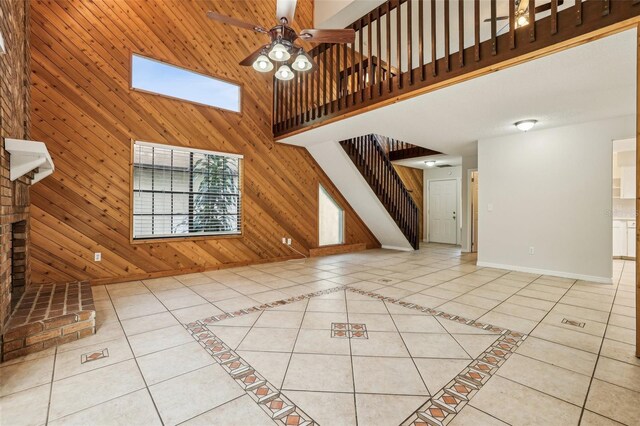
[340,134,419,249]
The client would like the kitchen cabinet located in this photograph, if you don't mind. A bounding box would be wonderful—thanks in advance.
[620,166,636,199]
[613,221,627,257]
[627,221,636,258]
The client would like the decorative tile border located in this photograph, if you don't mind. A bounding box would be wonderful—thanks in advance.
[331,323,368,339]
[184,323,316,426]
[561,318,585,328]
[186,286,345,329]
[346,287,509,334]
[400,331,526,426]
[81,348,109,364]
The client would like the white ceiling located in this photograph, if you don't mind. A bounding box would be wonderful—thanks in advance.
[393,154,462,169]
[280,28,637,159]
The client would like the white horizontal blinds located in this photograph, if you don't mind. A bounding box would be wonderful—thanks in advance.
[132,142,242,239]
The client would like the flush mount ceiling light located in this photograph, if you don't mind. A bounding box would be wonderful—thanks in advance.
[425,160,436,167]
[515,120,538,132]
[206,0,355,82]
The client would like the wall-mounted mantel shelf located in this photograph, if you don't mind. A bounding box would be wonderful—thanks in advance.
[5,138,55,184]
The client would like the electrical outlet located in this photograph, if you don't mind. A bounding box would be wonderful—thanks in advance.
[528,247,535,255]
[287,238,292,245]
[282,237,286,244]
[94,252,102,262]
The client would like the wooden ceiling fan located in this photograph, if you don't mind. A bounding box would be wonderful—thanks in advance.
[484,0,565,28]
[206,0,355,80]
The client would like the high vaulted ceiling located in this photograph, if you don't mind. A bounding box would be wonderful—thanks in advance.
[280,27,637,158]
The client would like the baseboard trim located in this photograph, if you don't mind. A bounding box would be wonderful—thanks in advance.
[476,261,613,284]
[381,244,414,252]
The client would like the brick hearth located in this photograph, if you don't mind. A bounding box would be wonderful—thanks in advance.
[1,281,96,361]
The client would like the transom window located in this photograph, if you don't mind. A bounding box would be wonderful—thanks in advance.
[131,54,241,112]
[319,185,344,246]
[132,141,242,240]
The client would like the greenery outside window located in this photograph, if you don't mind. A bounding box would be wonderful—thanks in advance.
[132,141,242,240]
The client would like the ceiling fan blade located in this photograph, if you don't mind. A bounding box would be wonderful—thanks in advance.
[484,16,509,23]
[206,11,267,33]
[239,45,269,66]
[534,0,565,14]
[299,29,356,44]
[276,0,298,24]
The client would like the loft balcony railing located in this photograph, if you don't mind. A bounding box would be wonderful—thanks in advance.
[273,0,640,137]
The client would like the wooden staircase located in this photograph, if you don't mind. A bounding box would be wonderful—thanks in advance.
[340,134,419,250]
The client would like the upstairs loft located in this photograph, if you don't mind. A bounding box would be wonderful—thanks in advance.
[272,0,640,138]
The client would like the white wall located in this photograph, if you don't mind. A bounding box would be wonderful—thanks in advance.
[424,166,462,244]
[461,155,478,252]
[478,115,635,283]
[308,140,414,250]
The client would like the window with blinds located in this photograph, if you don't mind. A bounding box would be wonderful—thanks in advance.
[132,141,242,240]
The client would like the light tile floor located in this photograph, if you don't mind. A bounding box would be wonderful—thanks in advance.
[0,244,637,425]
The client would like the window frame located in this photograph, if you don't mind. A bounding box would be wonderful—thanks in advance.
[129,52,243,114]
[318,184,345,247]
[129,140,244,244]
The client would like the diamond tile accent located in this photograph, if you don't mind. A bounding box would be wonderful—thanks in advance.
[331,323,368,339]
[182,278,532,426]
[80,348,109,364]
[561,318,586,328]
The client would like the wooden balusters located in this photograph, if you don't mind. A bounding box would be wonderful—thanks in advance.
[359,18,365,102]
[350,36,355,107]
[323,48,328,115]
[377,6,383,92]
[368,12,374,97]
[386,1,392,91]
[431,0,437,76]
[407,0,413,85]
[419,0,425,80]
[491,0,497,55]
[530,0,536,41]
[509,0,516,49]
[397,1,402,88]
[575,0,582,26]
[551,0,558,34]
[459,0,464,67]
[444,0,450,71]
[474,0,480,61]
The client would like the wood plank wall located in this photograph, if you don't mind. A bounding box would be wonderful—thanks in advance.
[28,0,380,285]
[1,0,31,332]
[393,164,423,241]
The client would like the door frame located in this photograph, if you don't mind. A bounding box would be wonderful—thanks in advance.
[466,168,479,253]
[426,177,461,245]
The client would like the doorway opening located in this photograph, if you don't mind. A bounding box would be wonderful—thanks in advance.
[612,138,636,260]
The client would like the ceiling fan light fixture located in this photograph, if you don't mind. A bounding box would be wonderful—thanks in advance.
[291,52,312,71]
[268,42,290,62]
[252,54,274,72]
[516,14,529,28]
[275,64,294,81]
[515,119,538,132]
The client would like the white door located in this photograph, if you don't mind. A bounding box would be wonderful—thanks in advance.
[429,179,458,244]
